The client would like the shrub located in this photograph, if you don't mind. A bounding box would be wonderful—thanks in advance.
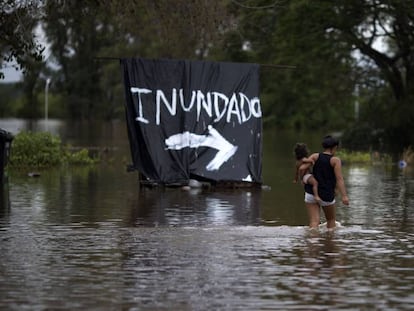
[9,131,97,168]
[336,150,371,163]
[336,149,392,164]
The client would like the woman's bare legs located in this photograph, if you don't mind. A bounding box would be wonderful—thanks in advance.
[322,204,336,229]
[306,202,320,228]
[307,202,336,229]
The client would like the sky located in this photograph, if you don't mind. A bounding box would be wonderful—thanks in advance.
[1,63,23,83]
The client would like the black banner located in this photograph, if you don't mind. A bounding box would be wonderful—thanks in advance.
[121,58,262,185]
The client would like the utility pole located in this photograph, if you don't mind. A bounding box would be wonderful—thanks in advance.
[45,78,51,130]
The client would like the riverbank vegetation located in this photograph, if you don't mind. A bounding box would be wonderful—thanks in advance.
[9,132,97,168]
[336,149,392,166]
[7,131,393,168]
[1,1,414,155]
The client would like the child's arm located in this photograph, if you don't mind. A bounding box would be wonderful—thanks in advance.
[298,162,311,181]
[300,157,314,175]
[297,154,319,184]
[293,163,300,183]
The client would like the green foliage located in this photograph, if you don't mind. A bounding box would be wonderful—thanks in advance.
[10,131,62,167]
[9,131,97,168]
[219,0,356,131]
[2,0,414,154]
[336,149,392,165]
[336,150,372,164]
[0,1,44,79]
[320,0,414,153]
[0,83,22,116]
[341,123,384,151]
[37,92,66,118]
[67,148,95,165]
[43,0,163,121]
[103,0,229,60]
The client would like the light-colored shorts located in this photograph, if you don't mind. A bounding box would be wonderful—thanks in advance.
[303,173,312,184]
[304,192,335,207]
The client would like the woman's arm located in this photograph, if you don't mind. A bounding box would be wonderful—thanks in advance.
[301,157,314,164]
[331,157,349,205]
[308,153,319,163]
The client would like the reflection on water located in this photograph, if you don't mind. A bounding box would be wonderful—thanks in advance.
[0,118,63,135]
[0,120,414,310]
[1,213,413,310]
[0,183,10,220]
[130,188,261,227]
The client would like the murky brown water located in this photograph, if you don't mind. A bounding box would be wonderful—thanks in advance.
[1,119,413,310]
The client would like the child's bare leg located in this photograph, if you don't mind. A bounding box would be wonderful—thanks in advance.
[308,176,321,202]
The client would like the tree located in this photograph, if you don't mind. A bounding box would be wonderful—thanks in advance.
[102,0,231,60]
[220,0,414,152]
[0,0,44,79]
[320,0,414,151]
[18,56,44,118]
[42,0,233,120]
[218,0,356,130]
[43,0,120,120]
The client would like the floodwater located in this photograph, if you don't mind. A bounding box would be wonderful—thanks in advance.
[1,119,414,310]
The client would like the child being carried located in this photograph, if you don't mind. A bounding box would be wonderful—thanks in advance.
[293,143,321,203]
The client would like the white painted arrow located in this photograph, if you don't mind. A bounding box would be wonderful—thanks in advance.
[165,125,238,171]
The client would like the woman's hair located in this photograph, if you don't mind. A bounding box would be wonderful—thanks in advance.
[294,143,309,160]
[322,135,339,149]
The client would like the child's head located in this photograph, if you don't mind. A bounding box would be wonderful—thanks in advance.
[294,143,309,160]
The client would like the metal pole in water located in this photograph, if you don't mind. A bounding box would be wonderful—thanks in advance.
[45,78,51,131]
[354,84,359,121]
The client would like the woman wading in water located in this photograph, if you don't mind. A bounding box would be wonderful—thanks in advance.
[303,135,349,229]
